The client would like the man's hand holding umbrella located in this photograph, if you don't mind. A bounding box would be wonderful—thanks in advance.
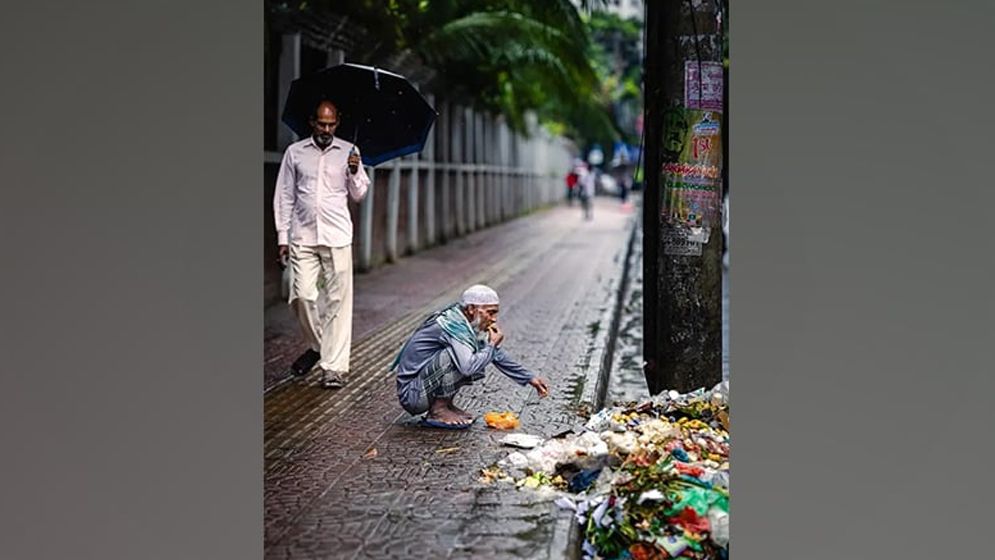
[348,149,360,175]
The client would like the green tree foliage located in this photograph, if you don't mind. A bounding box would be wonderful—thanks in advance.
[585,10,644,146]
[267,0,620,147]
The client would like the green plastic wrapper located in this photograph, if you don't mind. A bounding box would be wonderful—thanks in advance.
[664,484,729,516]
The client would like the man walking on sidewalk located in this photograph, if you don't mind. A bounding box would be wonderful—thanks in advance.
[578,162,596,221]
[274,100,370,389]
[391,285,550,428]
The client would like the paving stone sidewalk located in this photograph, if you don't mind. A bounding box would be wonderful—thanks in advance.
[265,197,638,559]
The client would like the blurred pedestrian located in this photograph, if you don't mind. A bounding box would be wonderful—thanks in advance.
[578,163,596,221]
[565,168,579,206]
[273,100,370,389]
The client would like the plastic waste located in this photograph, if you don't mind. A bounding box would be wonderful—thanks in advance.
[635,419,681,446]
[708,506,730,547]
[664,484,728,516]
[498,451,529,470]
[489,382,730,559]
[555,496,577,511]
[636,489,665,505]
[670,506,711,533]
[584,408,614,432]
[499,433,543,449]
[671,447,691,462]
[656,534,689,557]
[568,468,602,493]
[601,430,637,455]
[575,431,610,457]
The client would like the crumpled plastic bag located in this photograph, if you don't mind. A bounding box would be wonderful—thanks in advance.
[555,496,578,511]
[568,468,603,493]
[655,534,690,557]
[517,431,610,475]
[635,419,681,446]
[589,467,615,497]
[600,430,637,455]
[664,484,729,516]
[710,380,729,407]
[708,506,730,547]
[522,439,574,474]
[701,468,730,491]
[575,431,610,457]
[498,451,529,470]
[636,489,665,505]
[670,506,711,533]
[585,408,614,432]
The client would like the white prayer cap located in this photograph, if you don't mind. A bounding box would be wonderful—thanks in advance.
[460,284,500,306]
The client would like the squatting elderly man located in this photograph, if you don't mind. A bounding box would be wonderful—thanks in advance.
[391,285,550,429]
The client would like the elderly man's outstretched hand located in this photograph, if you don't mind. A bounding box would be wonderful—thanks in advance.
[529,377,550,398]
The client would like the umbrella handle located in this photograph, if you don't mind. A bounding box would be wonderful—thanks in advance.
[348,145,359,174]
[349,125,360,172]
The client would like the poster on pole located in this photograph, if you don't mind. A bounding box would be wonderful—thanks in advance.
[661,109,723,229]
[684,61,724,112]
[661,107,723,255]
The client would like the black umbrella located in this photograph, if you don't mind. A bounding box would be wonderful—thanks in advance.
[281,63,437,167]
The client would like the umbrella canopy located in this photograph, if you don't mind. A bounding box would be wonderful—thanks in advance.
[281,63,437,167]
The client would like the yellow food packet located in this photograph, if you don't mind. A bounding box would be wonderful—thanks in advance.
[483,411,520,430]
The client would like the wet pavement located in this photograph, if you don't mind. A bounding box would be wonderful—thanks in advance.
[606,217,731,405]
[264,197,638,559]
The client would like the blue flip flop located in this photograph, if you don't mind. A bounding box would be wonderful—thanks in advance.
[419,417,472,430]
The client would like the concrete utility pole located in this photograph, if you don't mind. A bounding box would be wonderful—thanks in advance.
[643,0,724,394]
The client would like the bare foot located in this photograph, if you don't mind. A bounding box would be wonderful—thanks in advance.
[447,401,474,421]
[425,409,470,426]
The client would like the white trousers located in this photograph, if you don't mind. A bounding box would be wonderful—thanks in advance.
[288,244,354,373]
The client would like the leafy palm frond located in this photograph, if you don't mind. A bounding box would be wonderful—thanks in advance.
[419,11,596,84]
[504,0,592,51]
[415,9,605,138]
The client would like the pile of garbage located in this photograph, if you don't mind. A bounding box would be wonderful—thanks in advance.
[480,382,730,559]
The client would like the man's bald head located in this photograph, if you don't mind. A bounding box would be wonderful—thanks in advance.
[315,100,338,120]
[310,100,340,148]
